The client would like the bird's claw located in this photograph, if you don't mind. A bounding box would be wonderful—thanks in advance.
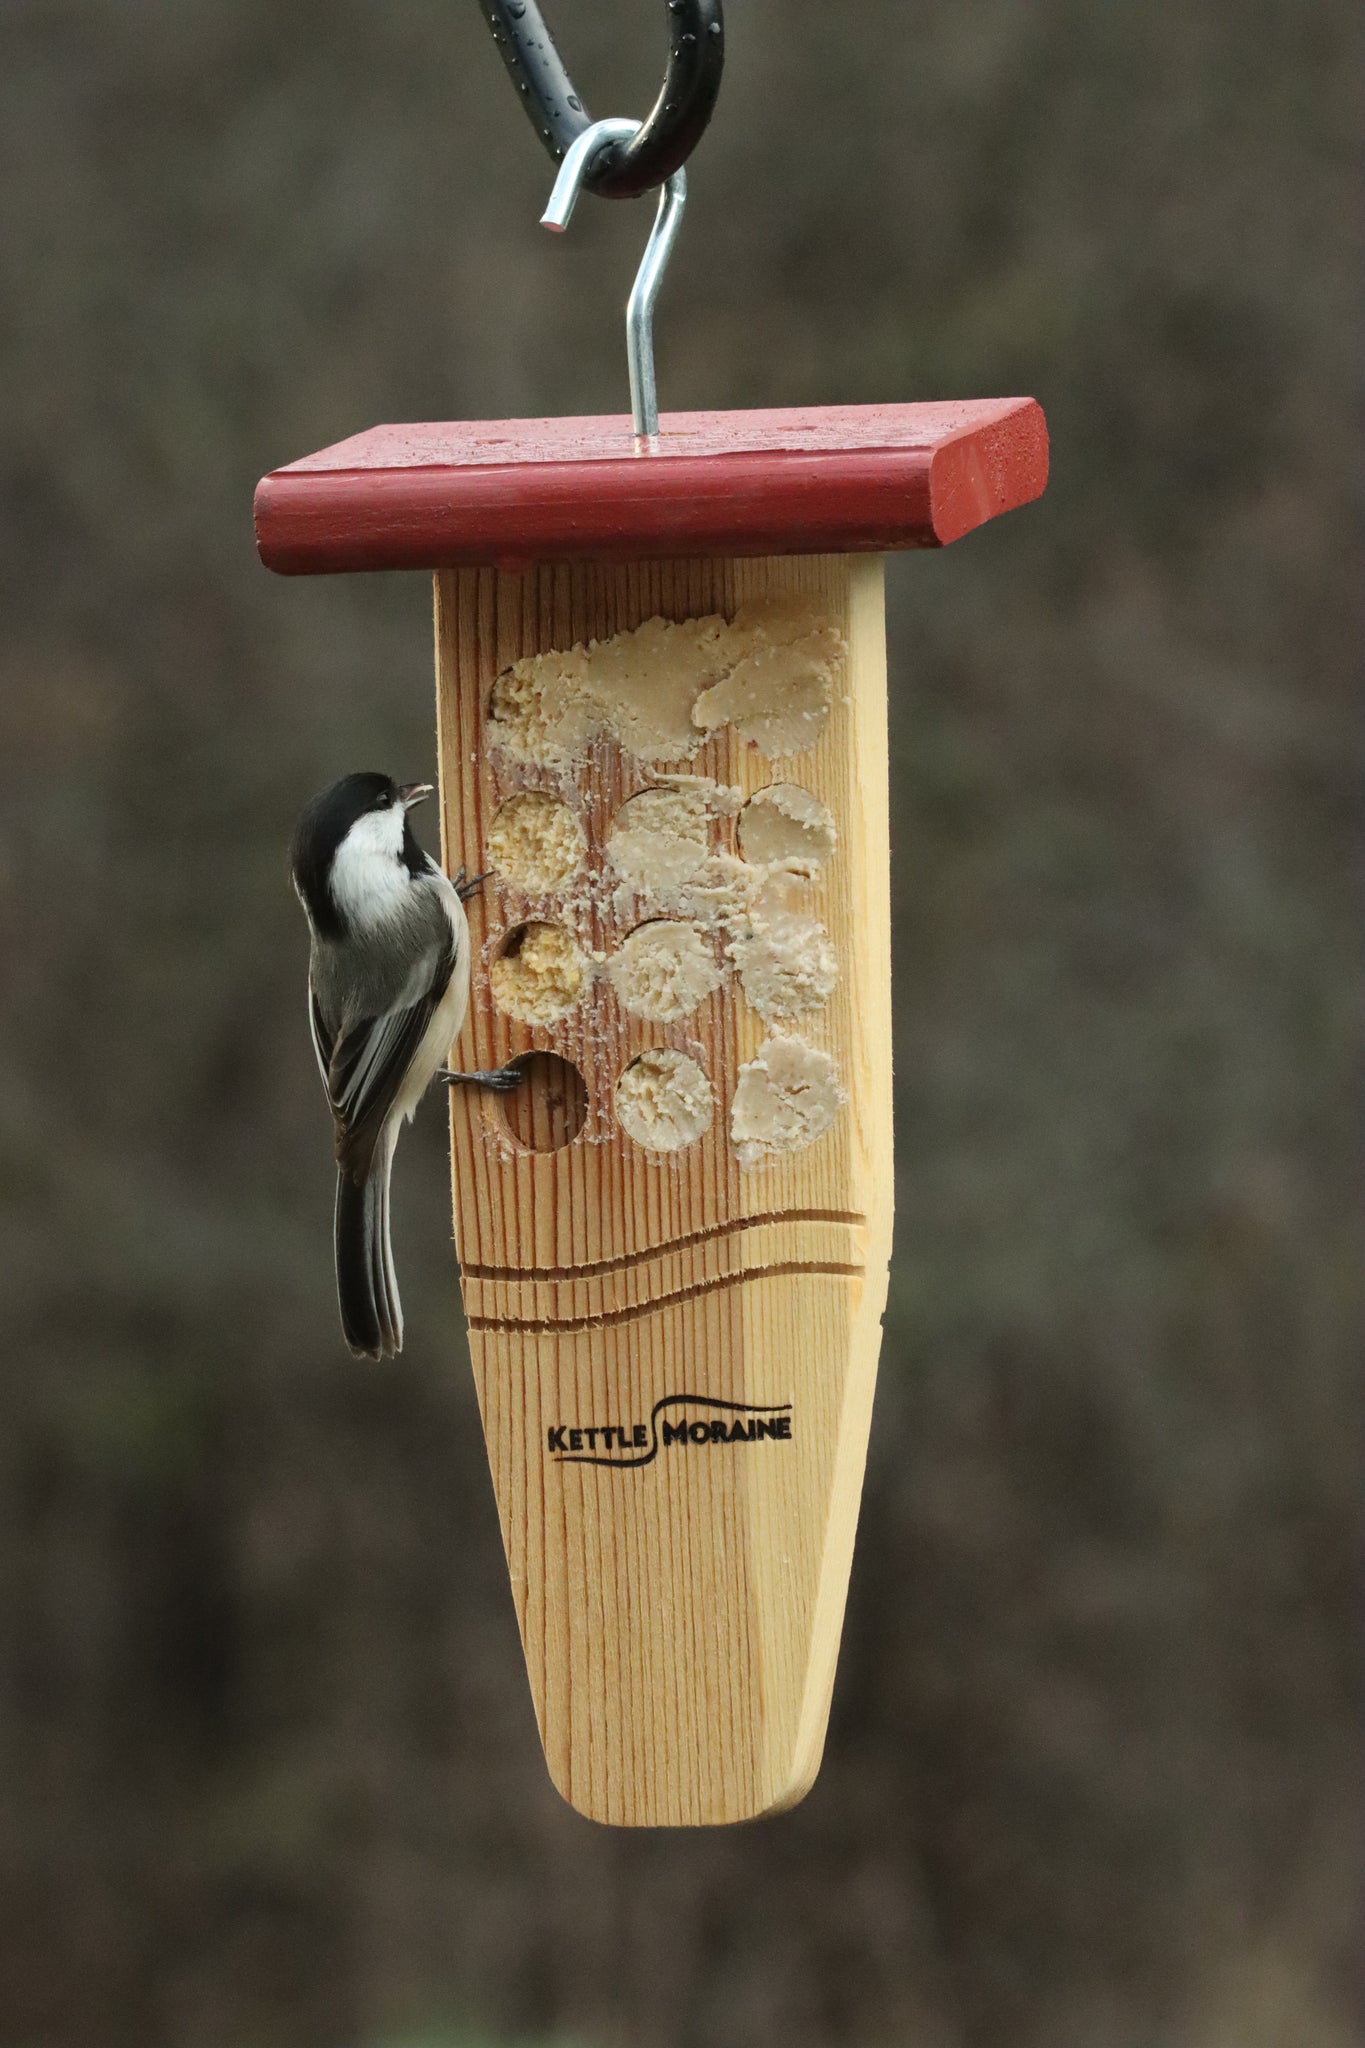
[455,870,493,902]
[439,1063,525,1093]
[481,1066,526,1093]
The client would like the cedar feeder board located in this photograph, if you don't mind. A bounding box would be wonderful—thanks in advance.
[254,2,1048,1828]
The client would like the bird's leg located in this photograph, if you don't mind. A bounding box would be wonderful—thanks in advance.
[455,870,492,902]
[438,1063,525,1093]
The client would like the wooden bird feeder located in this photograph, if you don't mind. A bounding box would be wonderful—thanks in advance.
[254,5,1047,1827]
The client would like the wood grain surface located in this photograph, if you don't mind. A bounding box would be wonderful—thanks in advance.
[256,399,1048,574]
[434,554,893,1825]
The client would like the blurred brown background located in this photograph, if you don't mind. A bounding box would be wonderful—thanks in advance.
[0,2,1358,2044]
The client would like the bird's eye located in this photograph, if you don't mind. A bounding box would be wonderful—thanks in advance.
[376,793,391,808]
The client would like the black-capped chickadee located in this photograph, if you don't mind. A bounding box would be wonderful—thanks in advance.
[291,772,519,1360]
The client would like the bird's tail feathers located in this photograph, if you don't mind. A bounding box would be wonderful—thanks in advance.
[334,1137,402,1359]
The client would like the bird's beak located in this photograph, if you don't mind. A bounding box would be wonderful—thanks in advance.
[398,782,434,810]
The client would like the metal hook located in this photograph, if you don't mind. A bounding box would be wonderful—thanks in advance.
[542,119,687,446]
[480,0,723,202]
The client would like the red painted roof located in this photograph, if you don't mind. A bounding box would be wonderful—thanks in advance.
[254,399,1047,574]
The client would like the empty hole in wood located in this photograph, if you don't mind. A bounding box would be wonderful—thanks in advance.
[499,1051,588,1152]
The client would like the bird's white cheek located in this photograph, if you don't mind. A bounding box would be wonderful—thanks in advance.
[330,814,409,928]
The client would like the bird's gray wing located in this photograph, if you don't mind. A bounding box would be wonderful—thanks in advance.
[321,929,459,1185]
[308,985,334,1090]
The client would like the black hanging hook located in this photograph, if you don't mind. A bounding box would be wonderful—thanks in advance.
[479,0,724,200]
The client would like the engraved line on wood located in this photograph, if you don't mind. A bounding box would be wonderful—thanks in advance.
[460,1207,868,1281]
[467,1261,866,1335]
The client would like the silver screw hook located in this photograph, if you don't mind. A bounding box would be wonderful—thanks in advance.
[541,118,687,447]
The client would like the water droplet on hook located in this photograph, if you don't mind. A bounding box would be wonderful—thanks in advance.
[708,18,721,31]
[567,94,582,110]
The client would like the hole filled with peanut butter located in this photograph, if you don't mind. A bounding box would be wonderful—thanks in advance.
[489,921,587,1023]
[615,1048,713,1154]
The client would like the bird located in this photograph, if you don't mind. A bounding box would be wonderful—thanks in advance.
[291,771,519,1359]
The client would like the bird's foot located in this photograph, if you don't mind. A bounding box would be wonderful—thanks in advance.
[455,870,492,902]
[439,1063,525,1093]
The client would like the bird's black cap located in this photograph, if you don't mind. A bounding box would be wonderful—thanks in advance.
[291,772,410,938]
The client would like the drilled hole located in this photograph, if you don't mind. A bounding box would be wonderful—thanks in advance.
[607,919,722,1022]
[489,920,587,1023]
[737,783,836,869]
[487,791,585,894]
[500,1051,588,1152]
[606,784,710,892]
[615,1049,713,1154]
